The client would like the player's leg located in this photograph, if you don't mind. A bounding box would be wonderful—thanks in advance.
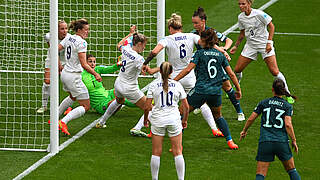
[256,161,270,179]
[282,158,301,180]
[222,80,245,121]
[169,132,184,180]
[209,95,238,149]
[199,103,223,137]
[234,55,252,83]
[58,95,75,117]
[150,126,164,180]
[37,68,51,113]
[96,97,124,127]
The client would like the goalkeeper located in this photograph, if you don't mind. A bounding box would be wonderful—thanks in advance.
[82,54,136,114]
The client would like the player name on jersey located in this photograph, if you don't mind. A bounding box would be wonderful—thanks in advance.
[203,51,220,56]
[67,36,76,43]
[123,49,136,60]
[156,82,176,88]
[174,36,187,41]
[268,100,284,107]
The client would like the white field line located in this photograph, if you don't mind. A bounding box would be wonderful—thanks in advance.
[229,31,320,36]
[223,0,279,35]
[13,0,280,179]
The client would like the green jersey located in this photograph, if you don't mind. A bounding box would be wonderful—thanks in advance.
[254,96,293,143]
[191,48,229,95]
[82,64,120,109]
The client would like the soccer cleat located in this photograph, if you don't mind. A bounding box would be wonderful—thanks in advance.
[36,107,47,113]
[193,108,201,114]
[287,97,295,104]
[227,140,239,150]
[58,120,70,135]
[95,122,106,129]
[48,120,61,130]
[147,131,152,138]
[237,113,245,121]
[212,129,224,137]
[64,107,72,115]
[129,129,148,137]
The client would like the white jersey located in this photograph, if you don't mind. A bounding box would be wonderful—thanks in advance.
[147,78,186,127]
[44,32,71,66]
[158,32,200,72]
[60,34,87,73]
[116,45,144,86]
[238,9,272,48]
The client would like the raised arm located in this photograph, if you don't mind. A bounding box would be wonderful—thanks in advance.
[230,29,245,54]
[143,44,164,65]
[78,52,102,82]
[173,62,196,81]
[117,25,136,51]
[284,116,298,153]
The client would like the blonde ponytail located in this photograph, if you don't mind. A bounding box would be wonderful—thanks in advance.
[160,62,173,93]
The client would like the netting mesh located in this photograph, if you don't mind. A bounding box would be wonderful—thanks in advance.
[0,0,158,151]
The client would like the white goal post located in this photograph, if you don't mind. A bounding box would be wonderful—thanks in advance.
[0,0,165,152]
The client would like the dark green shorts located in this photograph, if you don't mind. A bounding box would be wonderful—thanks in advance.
[187,91,221,109]
[256,141,292,162]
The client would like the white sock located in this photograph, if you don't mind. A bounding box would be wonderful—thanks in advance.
[276,71,290,93]
[151,155,160,180]
[174,155,185,180]
[41,82,50,108]
[236,72,242,83]
[133,112,152,130]
[59,96,74,116]
[200,104,218,130]
[100,100,121,125]
[61,106,85,124]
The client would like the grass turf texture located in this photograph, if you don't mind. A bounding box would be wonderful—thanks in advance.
[1,0,320,179]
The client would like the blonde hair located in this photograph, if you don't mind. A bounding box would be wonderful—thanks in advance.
[247,0,254,4]
[160,62,173,93]
[167,13,182,30]
[69,18,89,32]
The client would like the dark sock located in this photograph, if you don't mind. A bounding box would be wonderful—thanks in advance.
[255,174,265,180]
[288,168,301,180]
[215,117,232,141]
[226,88,243,113]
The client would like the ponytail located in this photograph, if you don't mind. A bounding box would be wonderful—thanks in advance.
[160,62,173,93]
[273,79,297,100]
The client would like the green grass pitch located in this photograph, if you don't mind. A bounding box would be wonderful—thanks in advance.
[1,0,320,179]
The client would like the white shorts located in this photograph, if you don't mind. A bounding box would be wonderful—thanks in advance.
[172,69,196,94]
[114,79,144,104]
[60,70,89,100]
[151,123,182,137]
[241,43,275,60]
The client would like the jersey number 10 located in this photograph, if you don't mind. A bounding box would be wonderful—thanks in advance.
[160,91,173,107]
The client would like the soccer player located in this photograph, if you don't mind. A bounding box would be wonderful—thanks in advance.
[240,79,300,180]
[143,13,224,137]
[58,18,102,135]
[191,7,245,121]
[174,28,241,150]
[37,20,71,113]
[144,62,189,180]
[230,0,295,104]
[95,25,159,128]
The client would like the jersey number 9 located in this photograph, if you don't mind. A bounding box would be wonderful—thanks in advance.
[66,45,72,60]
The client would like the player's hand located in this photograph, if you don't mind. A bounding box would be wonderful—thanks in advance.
[292,140,298,154]
[141,65,148,75]
[266,43,272,53]
[235,90,242,100]
[230,46,237,55]
[239,130,247,141]
[182,120,187,129]
[95,73,102,82]
[130,25,136,34]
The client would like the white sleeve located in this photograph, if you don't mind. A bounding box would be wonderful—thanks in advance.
[192,34,200,45]
[238,14,245,30]
[257,10,272,25]
[77,40,87,53]
[158,37,168,48]
[136,56,144,69]
[147,83,155,98]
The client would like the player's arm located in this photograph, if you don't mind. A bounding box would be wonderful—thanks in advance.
[266,21,275,53]
[79,52,102,82]
[180,98,189,129]
[214,45,231,61]
[97,64,121,74]
[224,65,241,99]
[117,25,136,51]
[144,98,153,128]
[240,112,259,141]
[144,66,160,75]
[284,116,298,153]
[224,37,233,51]
[173,62,196,81]
[143,44,164,65]
[230,29,245,54]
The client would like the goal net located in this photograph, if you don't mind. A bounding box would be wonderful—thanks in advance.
[0,0,162,151]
